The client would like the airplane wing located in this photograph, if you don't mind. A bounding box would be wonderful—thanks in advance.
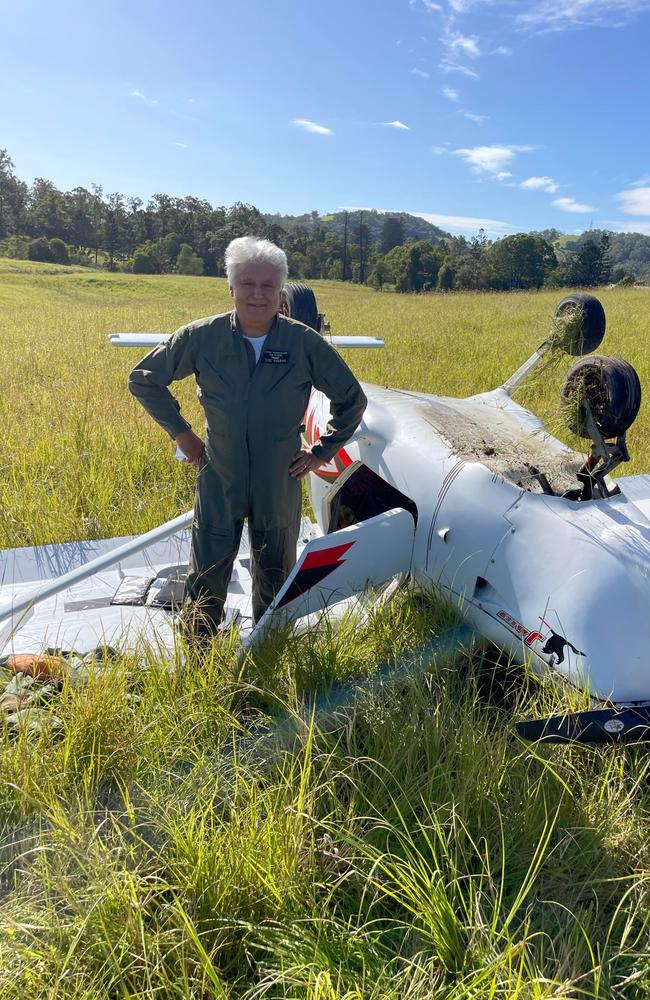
[245,507,415,647]
[109,333,384,349]
[617,474,650,520]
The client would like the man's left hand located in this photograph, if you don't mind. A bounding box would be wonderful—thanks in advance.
[289,449,323,479]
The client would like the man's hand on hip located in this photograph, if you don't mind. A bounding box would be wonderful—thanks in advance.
[289,449,323,479]
[176,429,205,466]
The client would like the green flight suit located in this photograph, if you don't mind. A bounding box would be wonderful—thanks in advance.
[128,311,367,624]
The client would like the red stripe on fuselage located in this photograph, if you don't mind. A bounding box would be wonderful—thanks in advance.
[302,542,355,570]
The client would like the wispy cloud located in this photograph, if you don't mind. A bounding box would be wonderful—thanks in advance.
[382,120,411,129]
[440,62,480,78]
[521,175,559,192]
[409,0,443,9]
[517,0,648,31]
[411,67,431,78]
[628,174,650,188]
[460,110,489,123]
[129,88,158,107]
[445,31,481,57]
[339,203,514,238]
[454,143,533,175]
[601,218,650,235]
[616,185,650,215]
[292,118,333,135]
[552,196,595,212]
[441,86,460,100]
[414,209,515,237]
[448,0,497,11]
[171,141,188,148]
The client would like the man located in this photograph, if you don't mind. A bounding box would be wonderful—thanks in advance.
[128,236,367,630]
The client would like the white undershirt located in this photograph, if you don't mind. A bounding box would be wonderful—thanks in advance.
[243,334,267,363]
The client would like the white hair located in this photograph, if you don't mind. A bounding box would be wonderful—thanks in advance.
[225,236,288,286]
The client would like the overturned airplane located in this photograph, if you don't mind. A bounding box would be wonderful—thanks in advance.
[1,288,648,744]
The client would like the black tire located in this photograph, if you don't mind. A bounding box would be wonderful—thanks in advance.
[554,293,606,356]
[281,282,320,332]
[561,355,642,438]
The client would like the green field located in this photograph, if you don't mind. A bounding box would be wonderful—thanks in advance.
[2,259,650,998]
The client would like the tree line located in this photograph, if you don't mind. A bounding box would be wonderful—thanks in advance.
[0,148,639,291]
[368,229,615,292]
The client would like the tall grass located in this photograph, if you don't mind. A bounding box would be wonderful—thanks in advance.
[2,262,650,997]
[1,259,648,547]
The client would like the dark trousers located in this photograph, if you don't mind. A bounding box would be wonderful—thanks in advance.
[185,517,300,625]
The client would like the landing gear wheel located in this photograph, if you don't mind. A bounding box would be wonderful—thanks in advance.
[554,293,606,356]
[281,282,321,332]
[561,355,642,438]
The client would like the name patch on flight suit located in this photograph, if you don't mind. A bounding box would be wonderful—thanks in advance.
[262,350,290,365]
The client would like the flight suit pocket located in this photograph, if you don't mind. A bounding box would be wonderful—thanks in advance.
[262,362,296,392]
[196,356,230,395]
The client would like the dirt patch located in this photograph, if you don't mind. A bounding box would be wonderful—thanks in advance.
[421,398,583,495]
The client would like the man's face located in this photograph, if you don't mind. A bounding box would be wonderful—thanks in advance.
[230,261,282,331]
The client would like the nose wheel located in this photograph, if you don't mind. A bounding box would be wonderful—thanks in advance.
[561,355,642,500]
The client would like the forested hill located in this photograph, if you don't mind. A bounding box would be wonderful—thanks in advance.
[264,209,449,244]
[1,146,650,288]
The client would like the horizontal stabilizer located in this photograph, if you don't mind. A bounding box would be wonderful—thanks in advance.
[109,333,171,347]
[109,333,384,349]
[326,336,384,349]
[516,705,650,745]
[246,507,415,647]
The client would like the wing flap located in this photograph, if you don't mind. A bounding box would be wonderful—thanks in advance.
[246,508,415,646]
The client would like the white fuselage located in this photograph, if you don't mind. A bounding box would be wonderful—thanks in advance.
[306,382,650,705]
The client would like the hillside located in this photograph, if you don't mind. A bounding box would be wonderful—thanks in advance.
[264,208,450,244]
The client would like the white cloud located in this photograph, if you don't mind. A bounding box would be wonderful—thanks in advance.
[552,196,595,213]
[517,0,648,30]
[411,0,443,9]
[601,219,650,235]
[383,120,411,129]
[495,171,512,181]
[339,204,514,238]
[171,141,188,148]
[492,45,512,55]
[432,145,449,154]
[411,67,431,78]
[454,143,533,175]
[521,175,559,192]
[629,174,650,187]
[414,210,515,237]
[448,0,497,10]
[616,186,650,215]
[129,89,158,106]
[292,118,333,135]
[460,110,489,123]
[446,32,481,57]
[440,62,480,78]
[187,98,196,104]
[442,86,460,100]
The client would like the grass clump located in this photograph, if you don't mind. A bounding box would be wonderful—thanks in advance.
[2,599,650,997]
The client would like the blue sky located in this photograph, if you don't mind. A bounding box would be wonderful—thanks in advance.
[2,0,650,237]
